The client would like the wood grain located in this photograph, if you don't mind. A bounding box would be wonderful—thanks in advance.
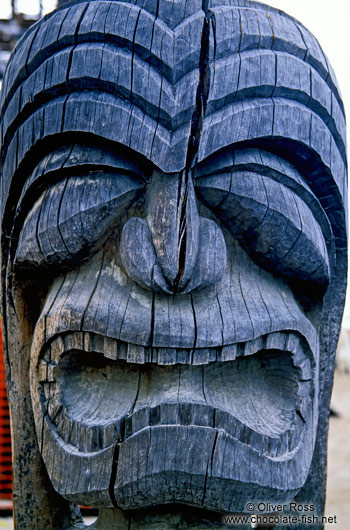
[0,1,347,529]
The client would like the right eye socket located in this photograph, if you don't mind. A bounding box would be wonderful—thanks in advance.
[15,172,144,269]
[196,171,330,287]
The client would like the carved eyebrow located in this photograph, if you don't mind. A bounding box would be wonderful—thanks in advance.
[15,171,144,268]
[194,147,333,246]
[194,148,314,201]
[195,147,304,181]
[196,169,331,286]
[16,143,148,210]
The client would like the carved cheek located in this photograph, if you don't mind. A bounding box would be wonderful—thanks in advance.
[30,234,316,352]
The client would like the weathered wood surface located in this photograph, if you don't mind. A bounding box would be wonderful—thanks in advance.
[0,0,347,529]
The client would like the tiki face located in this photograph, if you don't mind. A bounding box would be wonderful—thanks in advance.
[21,145,323,510]
[0,0,347,520]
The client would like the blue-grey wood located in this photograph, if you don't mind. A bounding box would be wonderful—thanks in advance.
[0,1,347,529]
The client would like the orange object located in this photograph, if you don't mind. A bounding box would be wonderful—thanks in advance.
[0,324,12,501]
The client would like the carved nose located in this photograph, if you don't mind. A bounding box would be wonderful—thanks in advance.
[120,171,227,294]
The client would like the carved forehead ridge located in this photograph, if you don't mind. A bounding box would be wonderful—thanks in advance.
[0,0,347,248]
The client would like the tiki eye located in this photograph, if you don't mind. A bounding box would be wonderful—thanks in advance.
[15,172,144,269]
[196,171,330,286]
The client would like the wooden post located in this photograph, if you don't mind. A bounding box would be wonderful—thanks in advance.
[0,1,347,529]
[10,0,16,17]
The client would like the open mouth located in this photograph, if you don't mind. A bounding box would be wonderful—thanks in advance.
[37,330,314,460]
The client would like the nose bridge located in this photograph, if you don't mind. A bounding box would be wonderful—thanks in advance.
[146,170,200,292]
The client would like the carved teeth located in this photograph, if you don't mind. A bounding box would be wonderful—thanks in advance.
[40,329,314,373]
[192,347,218,365]
[221,343,238,361]
[37,329,314,459]
[243,335,265,356]
[127,343,147,364]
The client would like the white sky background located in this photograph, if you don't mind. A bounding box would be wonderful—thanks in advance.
[0,0,56,18]
[1,0,350,319]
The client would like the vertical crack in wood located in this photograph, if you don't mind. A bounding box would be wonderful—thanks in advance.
[292,21,309,62]
[128,370,141,417]
[35,190,48,257]
[173,1,211,293]
[55,146,75,256]
[202,429,218,505]
[60,4,89,132]
[150,29,165,160]
[174,171,188,292]
[109,439,122,508]
[201,365,207,404]
[40,409,48,455]
[211,13,217,88]
[108,369,141,506]
[149,290,155,347]
[24,25,40,78]
[190,293,197,363]
[216,293,225,346]
[80,252,105,332]
[266,12,275,41]
[254,9,261,48]
[130,10,142,104]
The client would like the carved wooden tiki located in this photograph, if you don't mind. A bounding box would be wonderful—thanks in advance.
[0,0,347,528]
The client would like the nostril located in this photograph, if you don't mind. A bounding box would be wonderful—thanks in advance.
[181,217,227,294]
[120,170,226,295]
[120,216,227,295]
[120,217,171,294]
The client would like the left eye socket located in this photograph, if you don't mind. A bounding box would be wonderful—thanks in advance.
[15,172,144,269]
[196,171,330,287]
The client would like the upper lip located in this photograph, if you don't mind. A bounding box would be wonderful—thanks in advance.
[36,326,315,372]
